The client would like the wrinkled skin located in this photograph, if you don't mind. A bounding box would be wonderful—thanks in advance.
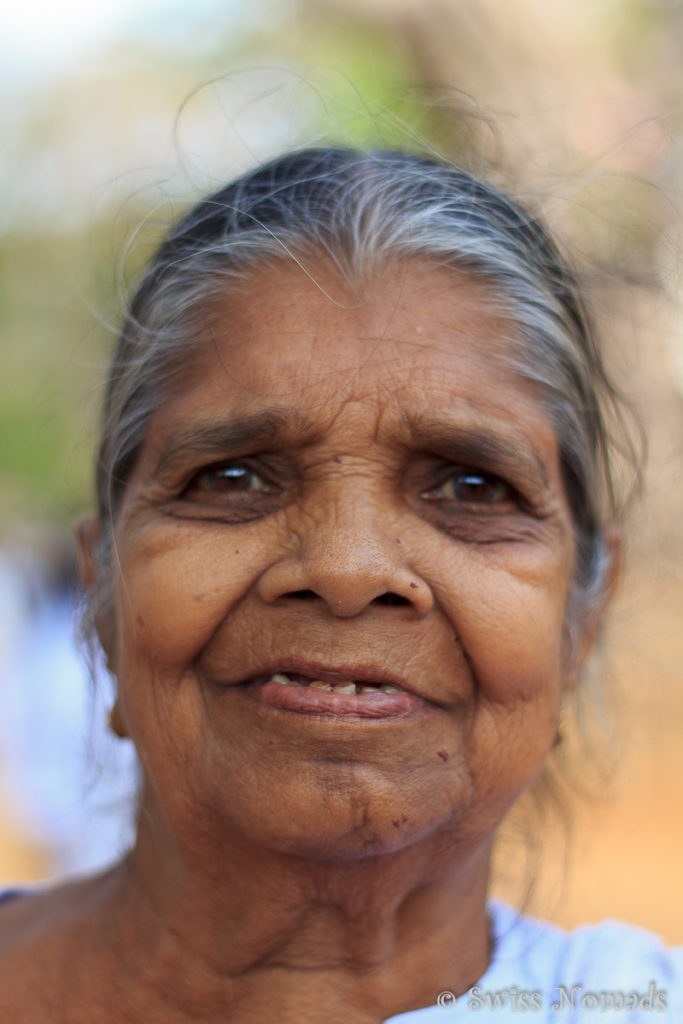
[108,259,576,860]
[0,259,604,1023]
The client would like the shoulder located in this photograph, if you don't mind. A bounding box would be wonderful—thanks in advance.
[0,880,86,968]
[387,901,683,1023]
[0,882,72,942]
[0,873,119,950]
[0,885,50,943]
[0,884,70,1021]
[0,876,115,1020]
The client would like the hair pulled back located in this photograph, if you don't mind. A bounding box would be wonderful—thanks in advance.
[96,147,625,642]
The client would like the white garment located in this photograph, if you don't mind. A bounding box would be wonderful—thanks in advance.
[386,900,683,1023]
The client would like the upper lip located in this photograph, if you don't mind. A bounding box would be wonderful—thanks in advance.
[239,658,420,697]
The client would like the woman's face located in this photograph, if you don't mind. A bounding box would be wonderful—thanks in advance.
[96,259,584,864]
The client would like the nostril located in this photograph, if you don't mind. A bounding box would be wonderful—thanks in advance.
[283,589,411,607]
[374,592,410,607]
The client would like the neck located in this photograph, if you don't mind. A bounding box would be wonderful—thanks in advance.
[89,798,493,1023]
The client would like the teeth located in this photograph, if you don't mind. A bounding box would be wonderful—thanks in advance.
[360,684,401,694]
[270,672,303,687]
[267,673,401,696]
[332,682,357,694]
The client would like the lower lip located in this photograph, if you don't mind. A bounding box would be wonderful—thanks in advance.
[247,680,424,719]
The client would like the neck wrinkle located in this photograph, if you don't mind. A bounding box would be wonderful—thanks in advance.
[97,814,494,1021]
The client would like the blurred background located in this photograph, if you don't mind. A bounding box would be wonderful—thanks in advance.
[0,0,681,940]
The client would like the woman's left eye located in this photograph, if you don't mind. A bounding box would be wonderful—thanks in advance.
[421,470,513,505]
[185,463,271,496]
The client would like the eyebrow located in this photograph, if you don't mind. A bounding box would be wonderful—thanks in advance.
[405,417,550,487]
[153,408,551,488]
[153,409,311,476]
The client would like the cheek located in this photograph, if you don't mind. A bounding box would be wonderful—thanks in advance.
[110,522,274,672]
[446,549,570,814]
[436,543,572,702]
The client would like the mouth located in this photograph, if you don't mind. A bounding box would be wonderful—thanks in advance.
[237,666,426,719]
[264,670,403,695]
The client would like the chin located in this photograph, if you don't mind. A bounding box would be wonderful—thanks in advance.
[238,791,461,864]
[262,823,420,863]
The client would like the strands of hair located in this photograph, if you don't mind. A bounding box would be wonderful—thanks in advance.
[96,148,633,641]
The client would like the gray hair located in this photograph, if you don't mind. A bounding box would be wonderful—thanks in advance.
[96,147,628,645]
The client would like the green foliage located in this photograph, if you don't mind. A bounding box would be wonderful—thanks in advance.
[0,225,125,526]
[3,0,680,534]
[0,8,432,532]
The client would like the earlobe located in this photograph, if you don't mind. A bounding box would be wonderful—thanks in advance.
[108,699,129,739]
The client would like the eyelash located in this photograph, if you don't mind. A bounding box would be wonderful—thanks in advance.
[181,460,516,512]
[420,469,516,507]
[182,462,274,498]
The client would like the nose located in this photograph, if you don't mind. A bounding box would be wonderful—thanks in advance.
[256,500,434,619]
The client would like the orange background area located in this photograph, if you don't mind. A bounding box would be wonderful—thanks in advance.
[493,568,683,944]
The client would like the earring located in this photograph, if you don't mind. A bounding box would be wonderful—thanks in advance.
[108,700,127,739]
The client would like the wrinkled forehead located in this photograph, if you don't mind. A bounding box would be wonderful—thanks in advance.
[175,259,522,405]
[136,258,560,474]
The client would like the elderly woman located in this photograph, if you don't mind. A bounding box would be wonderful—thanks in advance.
[0,148,680,1022]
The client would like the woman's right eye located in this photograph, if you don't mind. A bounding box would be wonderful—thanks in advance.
[183,463,271,498]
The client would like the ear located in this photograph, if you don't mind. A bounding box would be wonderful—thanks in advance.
[573,524,622,669]
[75,516,116,670]
[75,516,101,590]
